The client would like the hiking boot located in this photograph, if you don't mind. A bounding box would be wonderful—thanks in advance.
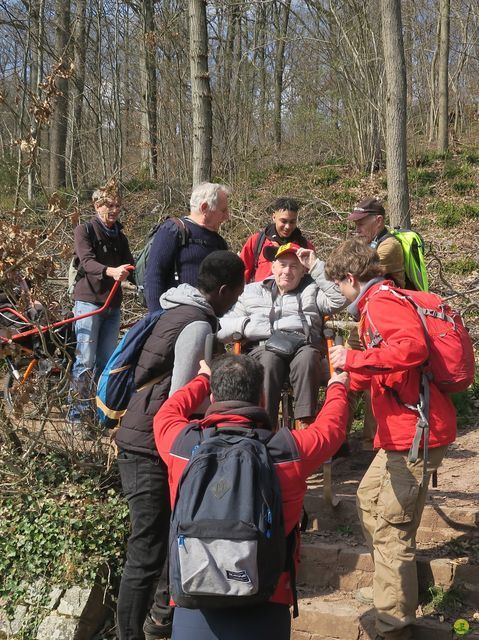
[143,613,172,640]
[355,586,374,605]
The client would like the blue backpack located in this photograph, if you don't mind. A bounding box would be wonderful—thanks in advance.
[96,309,165,428]
[169,424,288,610]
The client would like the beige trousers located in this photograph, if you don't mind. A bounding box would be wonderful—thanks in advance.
[356,445,448,639]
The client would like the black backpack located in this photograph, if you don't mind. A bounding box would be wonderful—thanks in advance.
[135,217,228,306]
[169,424,288,610]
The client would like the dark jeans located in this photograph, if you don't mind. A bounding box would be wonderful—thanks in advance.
[117,450,172,640]
[172,603,291,640]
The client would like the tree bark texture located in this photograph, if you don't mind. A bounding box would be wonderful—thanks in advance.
[380,0,410,228]
[142,0,158,179]
[188,0,212,185]
[49,0,70,189]
[71,0,87,189]
[273,0,291,152]
[437,0,450,153]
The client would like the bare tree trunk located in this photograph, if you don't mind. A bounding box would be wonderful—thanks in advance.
[49,0,71,190]
[113,0,123,177]
[380,0,410,228]
[273,0,291,152]
[71,0,87,190]
[188,0,212,185]
[437,0,450,153]
[95,0,107,182]
[141,0,158,179]
[27,0,44,200]
[428,17,440,143]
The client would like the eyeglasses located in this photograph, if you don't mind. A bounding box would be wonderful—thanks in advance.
[96,199,121,208]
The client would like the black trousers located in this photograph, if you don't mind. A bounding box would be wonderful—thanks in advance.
[117,450,172,640]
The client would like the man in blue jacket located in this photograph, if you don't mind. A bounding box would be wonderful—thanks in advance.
[144,183,229,312]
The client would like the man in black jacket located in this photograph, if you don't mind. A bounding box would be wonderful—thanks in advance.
[115,251,245,640]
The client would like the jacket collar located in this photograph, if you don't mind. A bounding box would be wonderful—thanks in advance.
[347,277,385,320]
[203,400,273,431]
[264,223,306,245]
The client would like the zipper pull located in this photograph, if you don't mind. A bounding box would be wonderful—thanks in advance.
[178,534,186,550]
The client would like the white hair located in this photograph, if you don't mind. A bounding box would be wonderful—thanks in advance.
[190,182,230,212]
[92,188,105,203]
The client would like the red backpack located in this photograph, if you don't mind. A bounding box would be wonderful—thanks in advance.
[365,285,475,394]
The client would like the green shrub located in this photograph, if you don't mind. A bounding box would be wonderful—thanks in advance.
[314,166,340,186]
[452,180,476,195]
[422,585,464,616]
[0,453,129,624]
[413,151,437,167]
[342,178,360,189]
[409,168,439,196]
[463,149,479,165]
[429,201,463,227]
[463,204,479,219]
[445,257,478,275]
[124,176,158,192]
[443,161,473,180]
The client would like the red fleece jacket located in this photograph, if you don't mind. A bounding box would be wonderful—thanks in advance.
[154,375,348,606]
[345,281,456,451]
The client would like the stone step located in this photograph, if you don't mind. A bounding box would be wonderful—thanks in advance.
[303,492,479,543]
[291,591,479,640]
[298,538,479,607]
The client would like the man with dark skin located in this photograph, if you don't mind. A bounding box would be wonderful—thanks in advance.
[240,198,314,283]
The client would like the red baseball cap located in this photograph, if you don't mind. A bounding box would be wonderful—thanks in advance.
[273,242,302,259]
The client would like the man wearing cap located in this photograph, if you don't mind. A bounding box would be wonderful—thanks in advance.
[218,243,346,428]
[347,198,406,450]
[349,198,405,288]
[240,197,315,283]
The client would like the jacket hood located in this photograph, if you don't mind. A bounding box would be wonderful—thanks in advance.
[159,283,216,318]
[202,400,273,430]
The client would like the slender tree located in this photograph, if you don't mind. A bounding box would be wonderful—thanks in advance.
[437,0,450,153]
[49,0,71,190]
[71,0,87,189]
[141,0,158,178]
[188,0,212,184]
[380,0,410,228]
[273,0,291,152]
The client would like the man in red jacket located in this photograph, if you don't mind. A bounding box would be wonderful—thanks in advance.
[326,238,456,640]
[239,198,314,283]
[153,353,349,640]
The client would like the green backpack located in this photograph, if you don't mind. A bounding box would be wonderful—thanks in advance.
[380,228,429,292]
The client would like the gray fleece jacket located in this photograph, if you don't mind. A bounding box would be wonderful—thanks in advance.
[218,259,346,344]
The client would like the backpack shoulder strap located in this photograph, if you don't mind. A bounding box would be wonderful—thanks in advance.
[170,217,190,248]
[250,229,267,282]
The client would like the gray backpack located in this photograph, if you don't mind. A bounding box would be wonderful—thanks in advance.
[169,424,287,609]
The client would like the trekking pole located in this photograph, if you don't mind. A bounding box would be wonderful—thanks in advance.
[204,332,216,367]
[322,322,342,508]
